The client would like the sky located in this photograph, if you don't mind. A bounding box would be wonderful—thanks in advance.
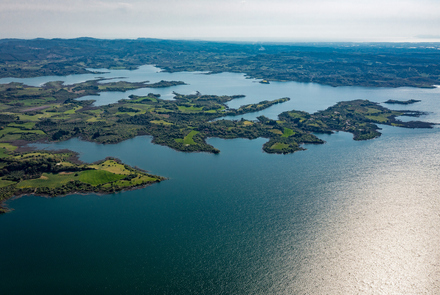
[1,0,440,42]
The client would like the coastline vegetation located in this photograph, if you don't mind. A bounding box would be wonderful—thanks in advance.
[0,83,434,211]
[0,38,438,211]
[0,78,432,160]
[0,152,164,213]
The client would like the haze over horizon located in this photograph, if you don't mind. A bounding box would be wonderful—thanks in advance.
[1,0,440,42]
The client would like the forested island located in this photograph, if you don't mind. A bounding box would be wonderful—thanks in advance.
[0,38,438,212]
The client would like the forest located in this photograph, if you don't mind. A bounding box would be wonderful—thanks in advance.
[1,38,440,88]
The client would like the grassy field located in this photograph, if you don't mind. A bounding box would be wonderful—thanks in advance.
[11,152,71,161]
[270,143,289,150]
[128,96,158,103]
[90,160,132,175]
[366,107,382,114]
[270,129,283,136]
[0,179,15,188]
[78,170,125,186]
[0,148,10,159]
[86,117,103,122]
[64,106,83,114]
[178,105,204,112]
[282,128,294,137]
[0,143,17,151]
[366,115,389,123]
[151,120,173,125]
[18,173,78,188]
[7,122,36,129]
[0,127,45,137]
[176,130,199,145]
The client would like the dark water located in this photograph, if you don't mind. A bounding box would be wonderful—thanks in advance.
[1,67,440,294]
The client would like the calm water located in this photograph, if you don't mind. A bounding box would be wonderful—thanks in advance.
[1,67,440,294]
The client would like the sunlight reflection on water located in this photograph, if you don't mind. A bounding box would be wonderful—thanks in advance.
[273,129,440,294]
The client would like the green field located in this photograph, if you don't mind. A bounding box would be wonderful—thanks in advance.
[0,143,17,151]
[0,148,10,159]
[7,122,36,129]
[366,108,382,114]
[0,179,15,188]
[90,160,132,175]
[150,120,173,125]
[17,173,77,188]
[282,128,294,137]
[270,129,283,136]
[270,143,289,150]
[366,115,389,123]
[178,105,203,112]
[64,106,83,114]
[181,131,199,145]
[79,170,126,186]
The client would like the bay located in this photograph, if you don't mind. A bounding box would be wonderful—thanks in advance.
[1,66,440,294]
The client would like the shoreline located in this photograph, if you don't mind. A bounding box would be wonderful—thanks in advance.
[1,63,439,90]
[0,178,164,213]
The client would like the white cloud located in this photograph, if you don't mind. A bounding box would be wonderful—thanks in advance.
[1,0,134,13]
[0,0,439,41]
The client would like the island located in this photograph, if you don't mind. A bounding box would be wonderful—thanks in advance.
[384,99,421,105]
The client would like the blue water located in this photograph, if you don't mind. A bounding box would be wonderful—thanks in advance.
[1,67,440,294]
[4,65,440,119]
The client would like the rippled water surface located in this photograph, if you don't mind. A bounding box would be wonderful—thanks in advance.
[1,67,440,294]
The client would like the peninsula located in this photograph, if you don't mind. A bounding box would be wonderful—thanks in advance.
[0,79,175,212]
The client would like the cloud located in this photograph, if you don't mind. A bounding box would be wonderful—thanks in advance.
[1,0,134,13]
[0,0,439,41]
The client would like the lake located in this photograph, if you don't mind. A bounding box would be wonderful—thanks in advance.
[1,66,440,294]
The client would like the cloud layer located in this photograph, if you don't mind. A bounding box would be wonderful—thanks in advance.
[1,0,439,41]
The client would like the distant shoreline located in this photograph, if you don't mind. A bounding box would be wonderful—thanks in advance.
[1,38,440,88]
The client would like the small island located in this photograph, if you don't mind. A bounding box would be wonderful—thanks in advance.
[384,99,421,105]
[144,80,186,88]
